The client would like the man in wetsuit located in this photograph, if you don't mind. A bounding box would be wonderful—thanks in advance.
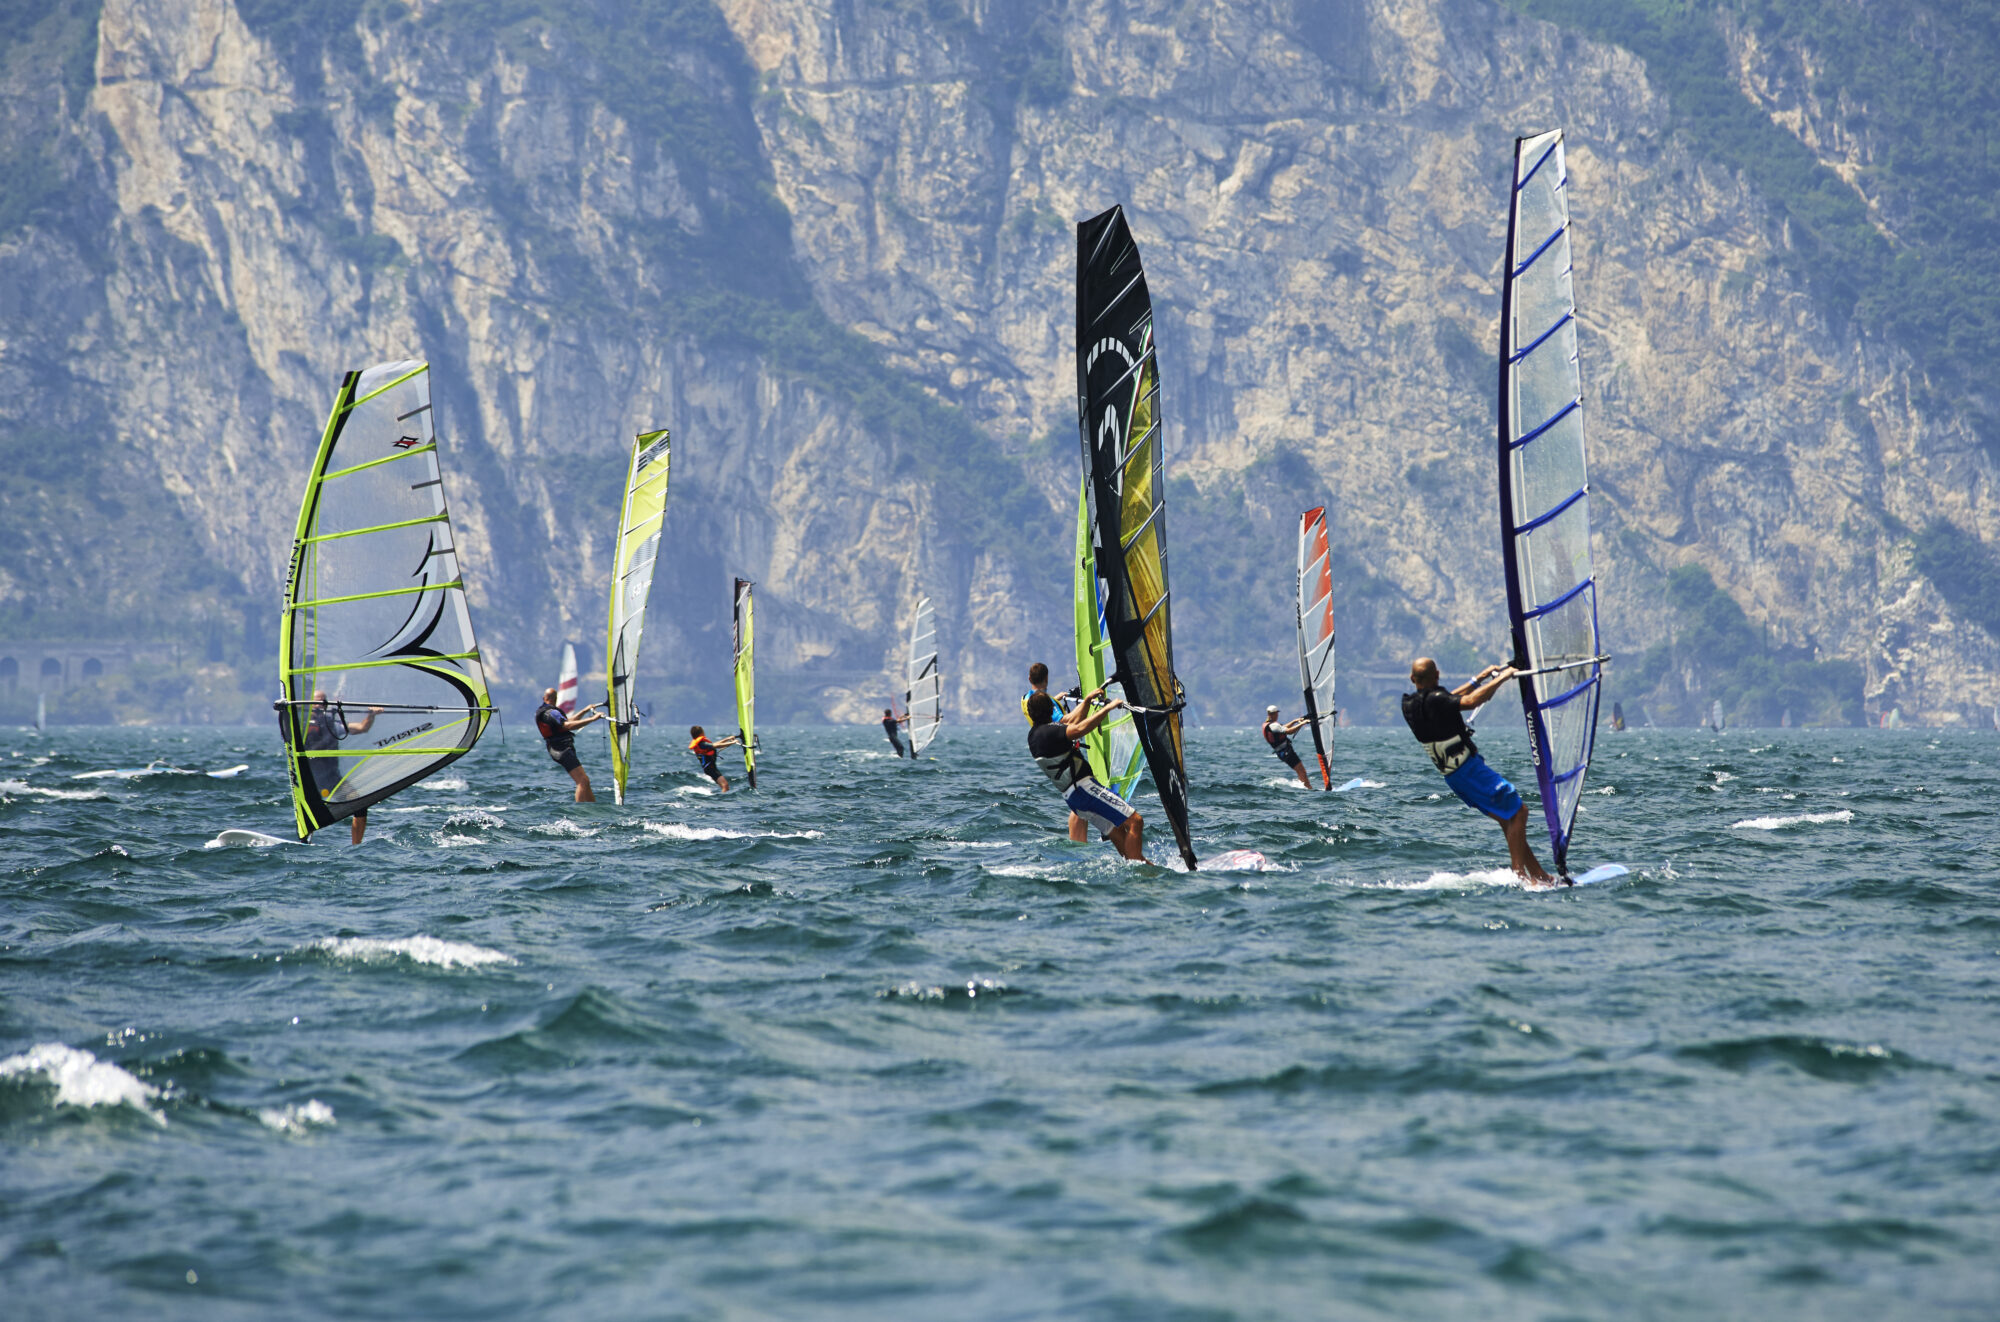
[687,724,741,792]
[1026,687,1145,860]
[303,690,383,844]
[1261,703,1314,788]
[536,687,605,802]
[1022,662,1088,841]
[882,708,910,758]
[1401,657,1552,883]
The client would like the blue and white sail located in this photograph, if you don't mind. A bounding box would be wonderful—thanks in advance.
[1497,130,1603,877]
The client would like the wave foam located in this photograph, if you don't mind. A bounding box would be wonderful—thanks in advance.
[528,820,598,838]
[0,779,108,801]
[1730,809,1854,831]
[443,810,505,831]
[1355,867,1525,892]
[426,778,468,791]
[311,936,513,970]
[643,822,823,841]
[0,1043,162,1122]
[257,1099,335,1134]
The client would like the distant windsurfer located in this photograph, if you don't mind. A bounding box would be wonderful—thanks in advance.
[1023,662,1086,841]
[536,688,605,802]
[1401,658,1552,883]
[882,708,910,759]
[688,725,740,792]
[1026,688,1145,860]
[1261,704,1314,788]
[304,690,383,844]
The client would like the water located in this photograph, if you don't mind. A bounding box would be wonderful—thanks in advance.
[4,725,1998,1319]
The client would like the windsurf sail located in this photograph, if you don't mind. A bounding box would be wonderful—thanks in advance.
[1077,205,1196,870]
[605,428,671,805]
[1295,506,1337,791]
[1497,130,1603,878]
[1711,699,1725,731]
[904,595,942,755]
[277,360,491,840]
[1072,480,1146,798]
[556,642,579,716]
[733,577,757,788]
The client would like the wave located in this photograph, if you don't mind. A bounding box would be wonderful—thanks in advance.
[0,1043,163,1123]
[257,1098,336,1134]
[528,820,598,838]
[642,822,823,841]
[1351,867,1527,892]
[426,778,468,791]
[310,936,513,970]
[0,778,108,801]
[1730,809,1853,831]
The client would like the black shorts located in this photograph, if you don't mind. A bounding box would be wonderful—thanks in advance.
[547,743,581,773]
[1273,745,1302,769]
[697,757,720,779]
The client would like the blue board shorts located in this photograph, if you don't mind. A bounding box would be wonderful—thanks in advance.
[1063,778,1135,838]
[1443,754,1523,821]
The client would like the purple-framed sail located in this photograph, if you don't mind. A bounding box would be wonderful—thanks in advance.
[1496,130,1603,877]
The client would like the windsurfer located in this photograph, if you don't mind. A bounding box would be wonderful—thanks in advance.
[304,690,384,844]
[1026,688,1145,860]
[1022,662,1087,841]
[1260,704,1314,788]
[1401,658,1553,883]
[882,708,910,759]
[688,725,740,792]
[536,688,605,802]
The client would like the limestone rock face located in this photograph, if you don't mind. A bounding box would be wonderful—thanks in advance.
[3,0,1997,726]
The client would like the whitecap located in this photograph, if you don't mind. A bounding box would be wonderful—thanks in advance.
[528,820,598,838]
[204,829,291,849]
[257,1099,335,1134]
[442,810,506,831]
[426,778,468,791]
[0,779,108,801]
[675,785,717,797]
[1351,867,1525,892]
[0,1043,163,1123]
[1711,771,1737,783]
[311,936,513,969]
[642,822,823,841]
[1729,809,1854,831]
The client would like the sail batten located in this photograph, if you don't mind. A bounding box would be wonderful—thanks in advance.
[1295,507,1337,791]
[905,596,941,755]
[605,429,671,805]
[1496,130,1603,877]
[733,578,757,788]
[277,360,491,840]
[1077,205,1196,870]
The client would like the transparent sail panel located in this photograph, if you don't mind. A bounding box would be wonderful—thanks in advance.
[1503,130,1602,872]
[281,362,489,835]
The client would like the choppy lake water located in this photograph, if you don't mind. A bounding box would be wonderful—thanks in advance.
[4,724,1997,1319]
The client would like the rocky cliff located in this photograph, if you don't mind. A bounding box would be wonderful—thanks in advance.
[2,0,1996,726]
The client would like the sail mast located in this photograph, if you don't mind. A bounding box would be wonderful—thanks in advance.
[1076,205,1197,870]
[1496,131,1604,877]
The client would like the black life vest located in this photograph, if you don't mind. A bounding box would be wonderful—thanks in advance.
[1028,721,1092,791]
[1402,687,1476,774]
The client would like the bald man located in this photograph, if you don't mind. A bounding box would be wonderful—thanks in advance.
[1402,657,1552,883]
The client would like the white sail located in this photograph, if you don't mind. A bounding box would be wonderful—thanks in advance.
[1295,506,1336,789]
[556,642,579,716]
[905,596,941,755]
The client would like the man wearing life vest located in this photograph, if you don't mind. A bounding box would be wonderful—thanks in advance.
[687,725,741,792]
[1401,657,1551,882]
[882,708,909,758]
[1022,661,1086,840]
[1260,704,1313,788]
[1025,687,1144,860]
[535,687,605,802]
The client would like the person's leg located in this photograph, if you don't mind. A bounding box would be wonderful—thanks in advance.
[569,764,595,803]
[1293,762,1311,788]
[350,809,367,845]
[1501,806,1552,882]
[714,772,730,792]
[1109,811,1145,860]
[1068,811,1087,843]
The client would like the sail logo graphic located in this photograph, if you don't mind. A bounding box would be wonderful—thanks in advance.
[1085,337,1137,493]
[393,435,420,449]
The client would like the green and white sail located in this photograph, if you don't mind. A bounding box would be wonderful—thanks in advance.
[277,360,491,840]
[1072,480,1144,798]
[733,577,757,788]
[605,428,671,804]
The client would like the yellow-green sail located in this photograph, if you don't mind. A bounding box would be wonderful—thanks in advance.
[277,360,492,839]
[733,577,757,788]
[1072,480,1144,798]
[605,428,671,804]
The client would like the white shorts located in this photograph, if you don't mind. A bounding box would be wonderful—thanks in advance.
[1062,779,1135,837]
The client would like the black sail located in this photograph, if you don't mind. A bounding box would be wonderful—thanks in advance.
[1076,205,1196,870]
